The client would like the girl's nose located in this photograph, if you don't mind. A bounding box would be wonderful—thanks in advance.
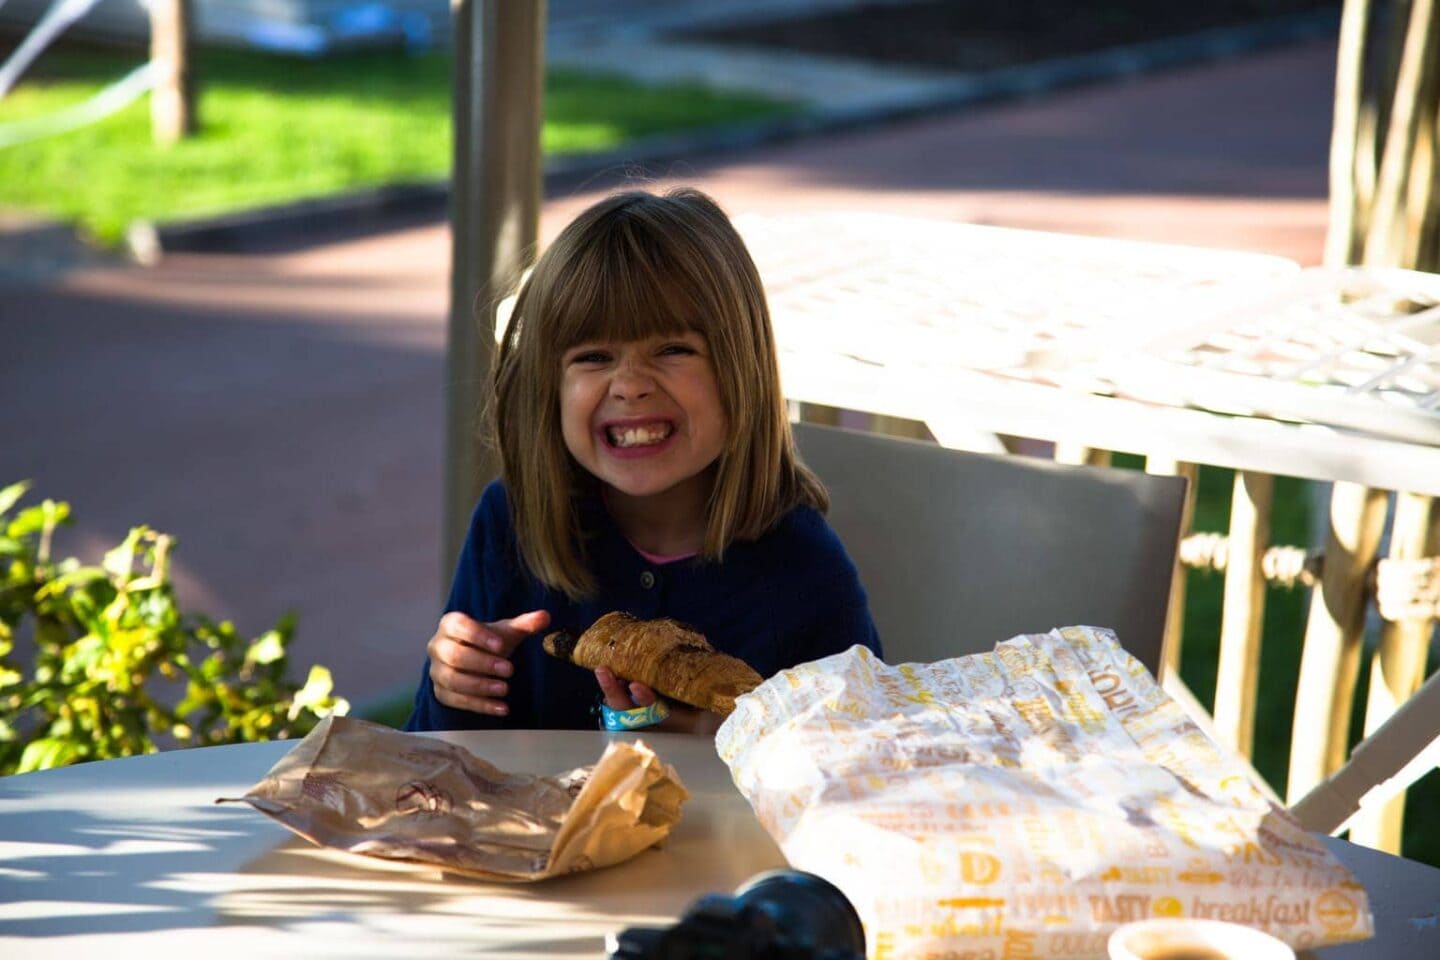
[610,362,654,401]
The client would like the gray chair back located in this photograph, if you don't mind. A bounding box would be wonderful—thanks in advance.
[793,422,1188,675]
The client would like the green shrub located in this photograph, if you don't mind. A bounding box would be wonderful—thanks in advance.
[0,481,347,775]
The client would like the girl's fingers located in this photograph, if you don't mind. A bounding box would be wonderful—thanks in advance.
[591,672,718,734]
[431,661,508,699]
[435,611,549,660]
[628,682,658,706]
[485,610,551,656]
[434,614,505,661]
[438,611,486,645]
[611,680,719,734]
[430,636,512,678]
[595,668,637,710]
[434,688,509,717]
[427,612,525,719]
[428,662,509,716]
[501,609,551,634]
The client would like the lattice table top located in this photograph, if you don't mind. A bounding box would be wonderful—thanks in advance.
[1119,267,1440,445]
[737,213,1440,447]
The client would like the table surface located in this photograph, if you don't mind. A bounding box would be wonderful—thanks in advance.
[1,731,1438,959]
[740,214,1440,496]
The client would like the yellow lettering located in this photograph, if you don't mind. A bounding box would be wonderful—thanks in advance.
[1088,895,1151,924]
[960,851,1003,885]
[1001,930,1037,960]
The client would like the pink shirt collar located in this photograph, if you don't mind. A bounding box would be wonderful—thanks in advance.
[630,543,698,566]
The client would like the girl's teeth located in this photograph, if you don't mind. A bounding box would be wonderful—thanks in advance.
[611,425,670,447]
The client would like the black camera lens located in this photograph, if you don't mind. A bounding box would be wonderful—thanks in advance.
[733,869,866,957]
[607,868,865,960]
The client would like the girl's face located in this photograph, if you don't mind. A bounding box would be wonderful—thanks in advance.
[559,331,728,508]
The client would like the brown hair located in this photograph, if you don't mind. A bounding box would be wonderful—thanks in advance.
[491,187,826,598]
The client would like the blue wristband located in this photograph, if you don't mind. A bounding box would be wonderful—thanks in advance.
[600,700,671,731]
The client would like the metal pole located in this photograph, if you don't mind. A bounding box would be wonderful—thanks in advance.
[444,0,546,585]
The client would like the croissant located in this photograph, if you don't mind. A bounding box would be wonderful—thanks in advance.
[542,612,762,716]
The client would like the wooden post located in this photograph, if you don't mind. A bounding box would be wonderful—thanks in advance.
[1054,443,1110,467]
[796,404,843,427]
[442,0,546,581]
[1327,0,1440,272]
[866,414,930,440]
[1287,483,1390,803]
[1145,457,1199,679]
[1323,0,1372,266]
[149,0,196,144]
[1348,492,1438,852]
[1212,471,1273,758]
[1360,0,1438,269]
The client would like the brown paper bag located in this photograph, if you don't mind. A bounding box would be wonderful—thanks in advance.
[717,626,1373,959]
[222,715,688,881]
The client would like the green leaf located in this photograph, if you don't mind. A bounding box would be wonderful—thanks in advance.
[7,504,50,539]
[61,635,105,679]
[0,482,29,519]
[107,627,152,661]
[17,736,83,773]
[65,588,106,635]
[131,588,178,633]
[288,665,348,721]
[102,528,146,579]
[33,617,73,654]
[44,566,108,593]
[245,631,286,666]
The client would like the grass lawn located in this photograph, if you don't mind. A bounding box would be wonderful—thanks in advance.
[0,45,796,244]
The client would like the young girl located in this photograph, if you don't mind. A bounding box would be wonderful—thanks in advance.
[405,188,881,735]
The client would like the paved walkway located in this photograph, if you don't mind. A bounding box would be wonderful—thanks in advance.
[0,34,1336,710]
[547,0,974,115]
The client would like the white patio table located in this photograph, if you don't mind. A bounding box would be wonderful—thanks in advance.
[740,213,1440,495]
[1,731,1437,959]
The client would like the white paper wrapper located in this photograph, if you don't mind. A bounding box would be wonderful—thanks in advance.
[716,626,1373,959]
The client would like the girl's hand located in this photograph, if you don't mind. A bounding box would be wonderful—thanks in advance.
[594,667,722,736]
[427,610,550,717]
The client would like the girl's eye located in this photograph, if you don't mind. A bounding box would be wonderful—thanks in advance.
[569,350,610,365]
[658,342,697,356]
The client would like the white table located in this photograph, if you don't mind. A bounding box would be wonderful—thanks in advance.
[1,732,1438,958]
[742,213,1440,496]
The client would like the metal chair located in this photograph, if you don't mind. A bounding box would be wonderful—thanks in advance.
[793,422,1188,675]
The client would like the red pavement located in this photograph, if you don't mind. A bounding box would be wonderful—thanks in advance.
[0,38,1336,709]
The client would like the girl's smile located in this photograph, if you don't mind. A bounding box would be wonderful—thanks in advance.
[601,417,676,455]
[560,332,728,514]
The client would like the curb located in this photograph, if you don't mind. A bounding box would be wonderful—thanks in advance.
[140,9,1340,257]
[0,215,117,283]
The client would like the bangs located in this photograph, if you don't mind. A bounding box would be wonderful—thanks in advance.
[545,216,712,350]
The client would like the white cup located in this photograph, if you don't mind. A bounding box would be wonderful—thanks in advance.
[1107,918,1296,960]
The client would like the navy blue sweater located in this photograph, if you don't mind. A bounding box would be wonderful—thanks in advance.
[405,480,880,731]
